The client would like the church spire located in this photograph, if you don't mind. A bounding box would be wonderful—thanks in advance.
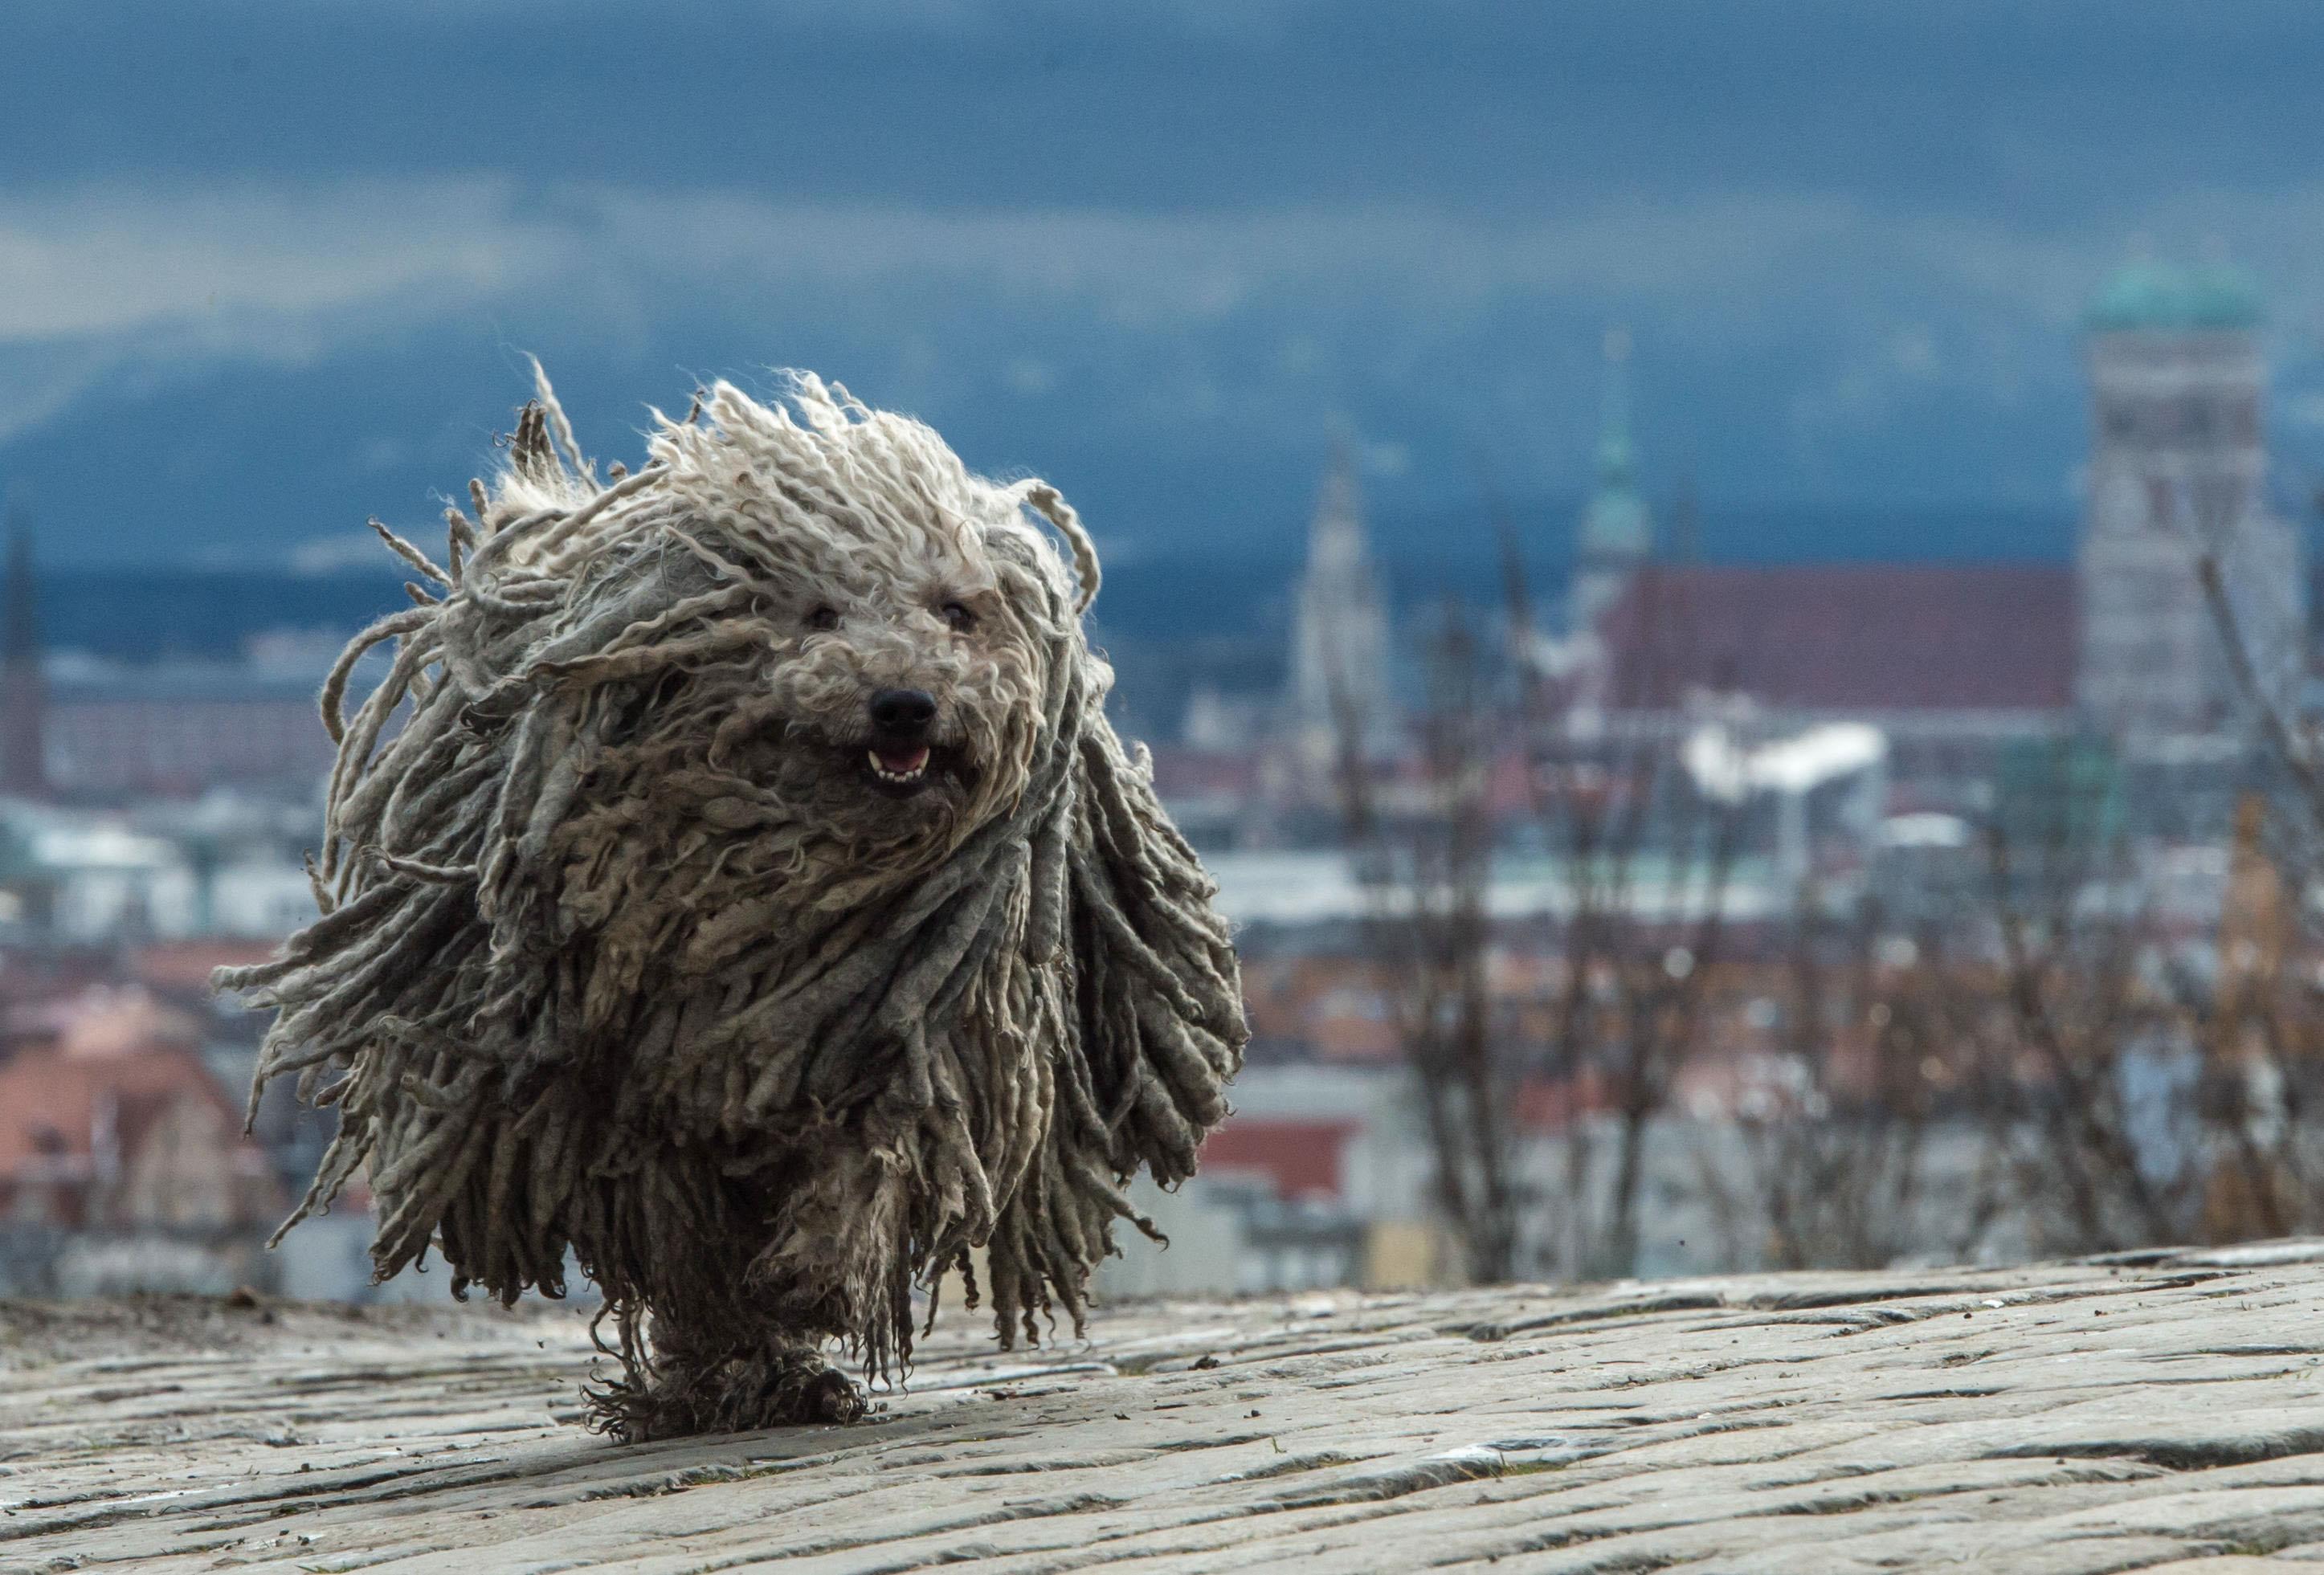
[1287,441,1391,757]
[1569,328,1653,634]
[1597,325,1634,486]
[1308,439,1366,574]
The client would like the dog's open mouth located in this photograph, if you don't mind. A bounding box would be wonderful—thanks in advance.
[857,741,967,798]
[868,742,930,785]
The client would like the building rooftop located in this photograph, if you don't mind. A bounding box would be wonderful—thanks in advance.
[2088,258,2263,333]
[1206,848,1783,928]
[1595,562,2076,714]
[0,1007,268,1213]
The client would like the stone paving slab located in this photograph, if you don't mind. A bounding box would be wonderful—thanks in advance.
[9,1243,2324,1572]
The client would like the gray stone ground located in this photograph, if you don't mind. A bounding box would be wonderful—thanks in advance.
[10,1244,2324,1573]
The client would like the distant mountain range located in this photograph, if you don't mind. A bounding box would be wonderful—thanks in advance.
[15,495,2081,669]
[7,3,2324,583]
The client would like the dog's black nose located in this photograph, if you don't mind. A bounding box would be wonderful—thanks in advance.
[868,688,937,733]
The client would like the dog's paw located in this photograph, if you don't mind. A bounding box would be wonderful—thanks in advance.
[585,1343,864,1441]
[805,1366,866,1424]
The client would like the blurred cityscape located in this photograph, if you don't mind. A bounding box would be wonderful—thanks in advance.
[6,259,2322,1307]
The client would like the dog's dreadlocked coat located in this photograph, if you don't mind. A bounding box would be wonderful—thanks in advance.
[219,369,1246,1439]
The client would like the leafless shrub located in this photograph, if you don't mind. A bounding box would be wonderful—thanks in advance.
[1334,602,1520,1283]
[1711,897,1953,1271]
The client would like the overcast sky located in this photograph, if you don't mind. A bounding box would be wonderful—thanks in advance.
[5,0,2322,569]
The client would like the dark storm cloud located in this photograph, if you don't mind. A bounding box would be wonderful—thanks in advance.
[10,1,2317,216]
[1,1,2319,565]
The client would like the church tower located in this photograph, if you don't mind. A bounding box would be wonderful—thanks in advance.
[0,521,48,798]
[1569,328,1652,634]
[2077,257,2302,736]
[1285,443,1392,761]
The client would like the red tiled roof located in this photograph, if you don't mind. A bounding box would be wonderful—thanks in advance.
[1199,1118,1362,1200]
[0,1040,239,1176]
[1240,957,1402,1063]
[10,986,200,1062]
[1597,564,2075,712]
[1513,1071,1615,1132]
[1148,747,1260,798]
[134,940,279,996]
[0,1032,283,1232]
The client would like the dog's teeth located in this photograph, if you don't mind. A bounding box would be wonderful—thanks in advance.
[867,749,929,785]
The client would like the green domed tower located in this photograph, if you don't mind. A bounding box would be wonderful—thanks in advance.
[2077,252,2300,736]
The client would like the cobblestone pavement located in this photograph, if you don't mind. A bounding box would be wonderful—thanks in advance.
[10,1243,2324,1572]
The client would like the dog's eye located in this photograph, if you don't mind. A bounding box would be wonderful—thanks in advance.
[805,606,839,632]
[941,601,977,633]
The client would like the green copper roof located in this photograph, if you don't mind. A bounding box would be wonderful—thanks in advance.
[1581,439,1650,558]
[2088,259,2261,332]
[2184,260,2264,327]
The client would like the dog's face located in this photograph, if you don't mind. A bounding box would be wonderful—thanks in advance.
[533,382,1086,941]
[682,514,1052,880]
